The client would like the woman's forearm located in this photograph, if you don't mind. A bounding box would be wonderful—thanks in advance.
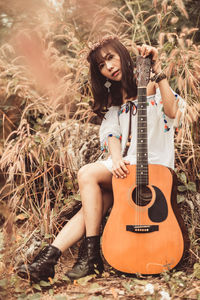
[153,60,178,119]
[108,136,130,178]
[137,44,179,119]
[108,136,122,161]
[157,78,178,119]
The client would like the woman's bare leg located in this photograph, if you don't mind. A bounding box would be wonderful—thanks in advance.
[17,162,112,282]
[52,163,113,252]
[78,162,113,237]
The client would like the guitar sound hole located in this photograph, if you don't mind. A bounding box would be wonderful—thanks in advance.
[132,185,152,207]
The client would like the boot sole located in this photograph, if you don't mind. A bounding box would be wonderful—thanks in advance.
[66,267,104,281]
[17,270,51,283]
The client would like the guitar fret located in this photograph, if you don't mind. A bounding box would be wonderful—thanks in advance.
[137,170,148,173]
[137,174,148,176]
[138,96,146,100]
[137,173,148,175]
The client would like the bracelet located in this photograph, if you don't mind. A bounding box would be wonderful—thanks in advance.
[150,72,167,83]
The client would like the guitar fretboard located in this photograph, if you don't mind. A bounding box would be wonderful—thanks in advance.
[137,87,148,185]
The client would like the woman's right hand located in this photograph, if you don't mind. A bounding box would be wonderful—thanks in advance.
[112,158,130,178]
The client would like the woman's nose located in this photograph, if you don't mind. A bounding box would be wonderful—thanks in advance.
[105,61,113,70]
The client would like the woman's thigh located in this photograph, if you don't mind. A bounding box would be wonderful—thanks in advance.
[78,162,113,191]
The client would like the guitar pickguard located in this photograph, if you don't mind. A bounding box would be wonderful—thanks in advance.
[131,184,168,223]
[148,186,168,222]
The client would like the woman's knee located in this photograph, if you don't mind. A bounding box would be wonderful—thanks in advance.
[77,163,112,187]
[77,163,97,186]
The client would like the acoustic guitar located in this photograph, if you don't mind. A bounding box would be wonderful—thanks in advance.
[102,56,188,275]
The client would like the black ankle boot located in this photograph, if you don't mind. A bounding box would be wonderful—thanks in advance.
[17,245,62,283]
[66,236,104,280]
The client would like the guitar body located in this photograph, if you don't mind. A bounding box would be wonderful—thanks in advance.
[102,164,186,275]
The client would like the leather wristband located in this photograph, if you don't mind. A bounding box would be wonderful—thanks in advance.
[150,72,167,83]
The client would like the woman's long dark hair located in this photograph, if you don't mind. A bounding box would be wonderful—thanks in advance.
[87,37,137,118]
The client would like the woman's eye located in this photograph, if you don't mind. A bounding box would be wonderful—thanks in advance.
[108,54,114,60]
[99,63,104,70]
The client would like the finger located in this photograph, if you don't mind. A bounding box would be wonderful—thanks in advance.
[112,167,123,178]
[142,44,152,57]
[119,161,129,174]
[136,45,142,55]
[113,166,127,178]
[150,47,158,60]
[123,161,130,173]
[113,171,124,179]
[124,160,130,164]
[112,168,119,178]
[145,46,158,61]
[141,44,147,57]
[112,171,119,178]
[117,167,126,178]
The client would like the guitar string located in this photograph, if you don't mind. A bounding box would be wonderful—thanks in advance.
[133,100,139,228]
[138,87,147,229]
[136,58,151,230]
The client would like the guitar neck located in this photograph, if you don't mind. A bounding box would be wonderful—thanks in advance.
[137,87,148,185]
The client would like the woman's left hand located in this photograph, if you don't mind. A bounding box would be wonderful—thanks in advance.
[137,44,161,74]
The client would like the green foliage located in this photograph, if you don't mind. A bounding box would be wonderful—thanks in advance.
[177,172,197,195]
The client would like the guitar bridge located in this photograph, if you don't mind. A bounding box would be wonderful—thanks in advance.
[126,225,159,233]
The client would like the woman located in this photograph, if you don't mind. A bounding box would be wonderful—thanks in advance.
[17,36,185,282]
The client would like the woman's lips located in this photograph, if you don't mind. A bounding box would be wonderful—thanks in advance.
[112,70,120,77]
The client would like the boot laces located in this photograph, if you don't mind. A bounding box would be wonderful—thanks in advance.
[72,240,87,268]
[33,247,52,267]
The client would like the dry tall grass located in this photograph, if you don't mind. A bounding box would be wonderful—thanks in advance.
[0,0,199,297]
[116,0,200,182]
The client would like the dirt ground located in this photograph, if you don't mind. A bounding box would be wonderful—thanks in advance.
[7,250,199,300]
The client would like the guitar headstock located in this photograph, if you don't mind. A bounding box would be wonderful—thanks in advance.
[136,56,152,88]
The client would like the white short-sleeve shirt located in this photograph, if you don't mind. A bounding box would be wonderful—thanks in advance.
[98,88,185,172]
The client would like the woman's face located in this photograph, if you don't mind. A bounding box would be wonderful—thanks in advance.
[97,47,122,81]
